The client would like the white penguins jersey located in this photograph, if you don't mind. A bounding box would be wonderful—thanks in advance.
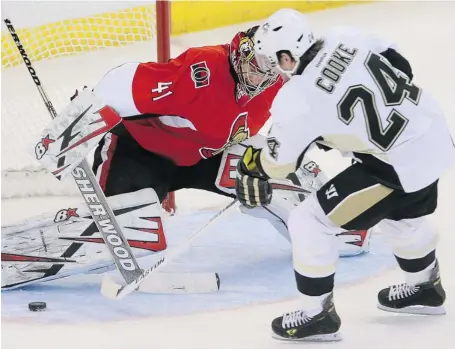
[261,26,455,193]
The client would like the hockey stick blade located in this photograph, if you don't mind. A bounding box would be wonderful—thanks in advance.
[101,255,165,299]
[101,272,220,299]
[138,272,219,294]
[101,200,237,300]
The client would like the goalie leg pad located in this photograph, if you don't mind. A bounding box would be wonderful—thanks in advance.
[1,188,165,289]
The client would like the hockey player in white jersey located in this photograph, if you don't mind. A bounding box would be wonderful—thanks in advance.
[235,8,455,341]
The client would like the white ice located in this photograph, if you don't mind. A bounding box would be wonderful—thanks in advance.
[2,1,455,348]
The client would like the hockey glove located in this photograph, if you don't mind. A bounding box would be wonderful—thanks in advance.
[235,146,272,208]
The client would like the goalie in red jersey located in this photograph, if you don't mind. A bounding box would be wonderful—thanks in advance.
[2,27,370,290]
[91,26,281,202]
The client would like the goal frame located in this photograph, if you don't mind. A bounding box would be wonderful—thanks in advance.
[155,0,176,213]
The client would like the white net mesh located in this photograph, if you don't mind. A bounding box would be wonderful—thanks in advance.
[2,2,162,198]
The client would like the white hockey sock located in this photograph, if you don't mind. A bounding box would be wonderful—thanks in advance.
[298,292,331,316]
[405,259,436,286]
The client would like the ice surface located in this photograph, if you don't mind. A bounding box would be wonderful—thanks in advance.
[1,197,395,324]
[2,1,455,348]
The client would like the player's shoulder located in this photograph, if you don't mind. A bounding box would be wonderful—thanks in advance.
[182,45,230,69]
[325,26,394,53]
[173,45,231,91]
[326,25,364,38]
[270,76,310,119]
[324,26,368,47]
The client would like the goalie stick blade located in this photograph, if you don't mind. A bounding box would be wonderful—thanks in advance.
[138,272,220,294]
[100,272,220,298]
[101,254,167,300]
[100,275,123,299]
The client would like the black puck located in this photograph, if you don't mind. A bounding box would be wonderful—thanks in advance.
[215,272,220,290]
[29,301,46,312]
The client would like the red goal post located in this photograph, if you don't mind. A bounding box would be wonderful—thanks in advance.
[156,1,176,213]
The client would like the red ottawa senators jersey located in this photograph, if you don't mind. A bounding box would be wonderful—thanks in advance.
[119,45,282,166]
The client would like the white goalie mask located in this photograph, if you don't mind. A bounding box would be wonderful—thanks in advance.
[254,9,316,79]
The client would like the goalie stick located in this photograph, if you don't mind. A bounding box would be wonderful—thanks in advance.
[3,18,219,294]
[101,200,238,299]
[3,17,143,284]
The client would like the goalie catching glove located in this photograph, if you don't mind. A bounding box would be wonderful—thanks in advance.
[236,146,272,208]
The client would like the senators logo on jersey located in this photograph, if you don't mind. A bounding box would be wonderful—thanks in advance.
[190,61,210,88]
[200,112,250,159]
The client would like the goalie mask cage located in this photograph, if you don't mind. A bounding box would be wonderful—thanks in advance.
[1,1,176,212]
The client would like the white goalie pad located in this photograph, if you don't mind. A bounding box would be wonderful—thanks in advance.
[32,89,122,179]
[1,188,165,289]
[216,136,371,256]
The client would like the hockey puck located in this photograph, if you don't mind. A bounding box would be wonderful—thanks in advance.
[29,301,46,312]
[215,273,221,290]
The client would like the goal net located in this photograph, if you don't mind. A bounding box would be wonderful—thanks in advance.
[1,1,175,210]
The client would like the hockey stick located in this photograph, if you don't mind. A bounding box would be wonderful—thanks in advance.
[269,179,312,195]
[4,18,143,284]
[101,199,237,299]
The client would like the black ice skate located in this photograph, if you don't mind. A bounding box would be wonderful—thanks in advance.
[271,293,342,342]
[377,261,446,315]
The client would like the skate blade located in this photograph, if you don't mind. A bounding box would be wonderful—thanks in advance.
[272,332,343,342]
[377,303,446,315]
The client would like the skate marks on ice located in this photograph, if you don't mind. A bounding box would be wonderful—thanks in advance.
[1,205,396,324]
